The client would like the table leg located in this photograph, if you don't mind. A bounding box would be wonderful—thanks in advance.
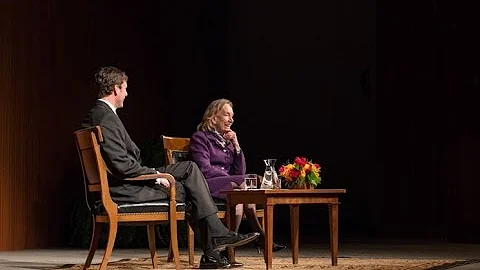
[226,201,236,262]
[264,204,274,269]
[289,204,299,264]
[328,203,339,266]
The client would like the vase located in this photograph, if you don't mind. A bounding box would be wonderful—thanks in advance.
[291,183,315,190]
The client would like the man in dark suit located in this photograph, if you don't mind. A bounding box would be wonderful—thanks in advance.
[81,66,258,269]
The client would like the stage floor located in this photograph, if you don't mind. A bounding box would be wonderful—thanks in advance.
[1,240,479,269]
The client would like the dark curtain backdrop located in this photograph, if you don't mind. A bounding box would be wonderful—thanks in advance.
[1,0,479,250]
[376,1,480,241]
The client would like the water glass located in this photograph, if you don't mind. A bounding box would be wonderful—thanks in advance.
[244,174,258,190]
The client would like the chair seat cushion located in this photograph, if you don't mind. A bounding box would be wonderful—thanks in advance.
[117,201,186,213]
[93,200,186,214]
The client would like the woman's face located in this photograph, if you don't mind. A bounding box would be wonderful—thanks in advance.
[212,103,234,134]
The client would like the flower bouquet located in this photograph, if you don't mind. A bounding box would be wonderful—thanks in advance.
[278,157,321,189]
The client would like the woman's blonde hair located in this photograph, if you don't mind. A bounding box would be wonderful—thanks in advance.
[197,98,233,132]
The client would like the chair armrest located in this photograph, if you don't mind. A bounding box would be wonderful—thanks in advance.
[124,173,177,201]
[125,173,175,184]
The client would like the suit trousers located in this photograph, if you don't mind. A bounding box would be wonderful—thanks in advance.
[157,161,218,221]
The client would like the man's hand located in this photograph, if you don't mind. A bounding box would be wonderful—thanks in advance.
[154,170,170,188]
[156,178,170,188]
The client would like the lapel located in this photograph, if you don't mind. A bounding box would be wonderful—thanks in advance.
[205,131,233,153]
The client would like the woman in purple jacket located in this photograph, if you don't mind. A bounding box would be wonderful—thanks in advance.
[190,98,285,254]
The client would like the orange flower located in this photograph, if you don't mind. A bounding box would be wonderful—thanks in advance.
[304,163,312,173]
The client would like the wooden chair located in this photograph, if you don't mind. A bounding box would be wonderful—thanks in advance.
[161,136,196,264]
[74,126,183,270]
[161,135,265,263]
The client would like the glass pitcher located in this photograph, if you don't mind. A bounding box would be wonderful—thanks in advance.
[260,159,281,189]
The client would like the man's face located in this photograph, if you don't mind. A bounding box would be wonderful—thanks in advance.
[212,104,234,134]
[114,80,128,108]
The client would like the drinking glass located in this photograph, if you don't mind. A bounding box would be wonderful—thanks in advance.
[244,174,258,190]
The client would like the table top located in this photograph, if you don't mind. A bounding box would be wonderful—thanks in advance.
[221,188,346,195]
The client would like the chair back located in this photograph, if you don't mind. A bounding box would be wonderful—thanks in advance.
[161,136,190,165]
[74,126,116,214]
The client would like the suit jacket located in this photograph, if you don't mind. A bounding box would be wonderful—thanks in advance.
[189,130,246,200]
[81,100,166,203]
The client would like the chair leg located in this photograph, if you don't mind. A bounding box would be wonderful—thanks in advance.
[167,225,176,263]
[83,220,101,270]
[168,222,191,265]
[99,220,117,270]
[167,241,174,262]
[169,221,180,270]
[259,209,265,230]
[188,223,195,265]
[147,224,158,269]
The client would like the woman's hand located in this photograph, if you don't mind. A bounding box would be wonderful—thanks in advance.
[224,129,241,152]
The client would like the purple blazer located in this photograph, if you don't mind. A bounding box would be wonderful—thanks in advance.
[189,130,246,200]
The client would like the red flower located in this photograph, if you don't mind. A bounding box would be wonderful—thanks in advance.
[279,165,285,174]
[294,157,307,167]
[314,163,321,170]
[290,169,301,179]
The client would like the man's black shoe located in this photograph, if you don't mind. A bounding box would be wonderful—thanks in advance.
[199,254,231,269]
[220,250,243,268]
[213,231,260,251]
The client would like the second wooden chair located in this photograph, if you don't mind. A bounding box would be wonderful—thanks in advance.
[161,135,265,264]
